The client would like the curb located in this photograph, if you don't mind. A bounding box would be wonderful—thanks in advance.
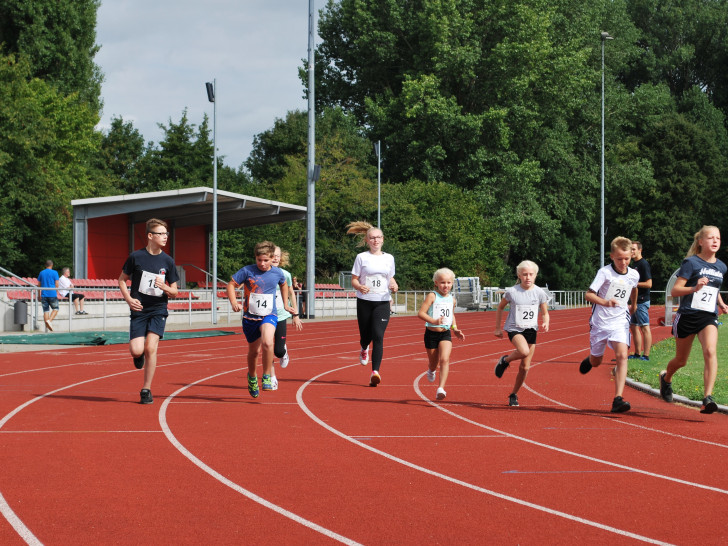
[625,377,728,415]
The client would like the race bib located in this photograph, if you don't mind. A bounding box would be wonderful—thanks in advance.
[366,274,387,294]
[432,302,453,327]
[604,279,631,307]
[249,292,273,316]
[515,304,538,329]
[139,270,164,297]
[691,286,718,313]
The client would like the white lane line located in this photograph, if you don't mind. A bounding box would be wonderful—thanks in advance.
[298,365,673,545]
[158,369,363,546]
[413,368,728,495]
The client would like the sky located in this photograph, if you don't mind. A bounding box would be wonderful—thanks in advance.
[95,0,314,170]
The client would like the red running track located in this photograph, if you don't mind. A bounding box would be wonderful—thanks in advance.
[0,307,726,545]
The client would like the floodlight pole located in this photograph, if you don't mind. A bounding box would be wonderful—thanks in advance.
[206,79,218,324]
[600,32,612,269]
[375,141,381,228]
[306,0,316,318]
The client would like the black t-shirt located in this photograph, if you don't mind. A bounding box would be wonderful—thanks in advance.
[122,248,178,310]
[632,258,652,303]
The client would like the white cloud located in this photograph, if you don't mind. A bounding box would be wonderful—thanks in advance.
[95,0,313,169]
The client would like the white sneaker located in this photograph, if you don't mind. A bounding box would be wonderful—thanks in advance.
[370,370,381,386]
[426,369,436,383]
[280,345,289,368]
[436,387,446,400]
[359,347,369,365]
[271,375,279,390]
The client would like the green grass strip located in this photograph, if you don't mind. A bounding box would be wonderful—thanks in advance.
[627,316,727,405]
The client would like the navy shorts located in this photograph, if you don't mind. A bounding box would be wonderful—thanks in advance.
[508,328,538,345]
[672,311,719,338]
[41,297,59,313]
[242,314,278,343]
[424,328,452,349]
[129,309,168,340]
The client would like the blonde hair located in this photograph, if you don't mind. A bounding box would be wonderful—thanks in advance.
[254,241,276,257]
[516,260,539,275]
[346,221,381,248]
[433,268,455,282]
[610,236,632,253]
[274,246,290,267]
[687,225,720,257]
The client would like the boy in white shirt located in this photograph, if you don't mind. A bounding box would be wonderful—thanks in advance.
[579,237,639,413]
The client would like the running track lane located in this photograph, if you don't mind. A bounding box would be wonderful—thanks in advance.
[0,308,726,544]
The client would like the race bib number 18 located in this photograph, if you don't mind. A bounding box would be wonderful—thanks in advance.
[139,270,163,297]
[366,274,387,294]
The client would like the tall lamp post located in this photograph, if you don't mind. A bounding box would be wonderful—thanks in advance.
[205,80,218,324]
[600,31,612,269]
[374,141,381,228]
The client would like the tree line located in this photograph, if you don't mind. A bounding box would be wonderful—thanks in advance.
[2,0,728,291]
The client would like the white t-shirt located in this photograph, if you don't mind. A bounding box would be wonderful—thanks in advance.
[352,251,395,302]
[503,284,549,332]
[57,275,72,298]
[588,264,639,330]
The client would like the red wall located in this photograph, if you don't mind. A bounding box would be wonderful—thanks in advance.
[174,225,208,284]
[87,215,129,279]
[86,216,208,284]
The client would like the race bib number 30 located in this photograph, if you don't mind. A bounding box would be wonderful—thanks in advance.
[366,274,387,294]
[515,304,538,329]
[432,302,453,327]
[604,279,631,307]
[139,270,163,297]
[691,286,718,313]
[249,293,273,316]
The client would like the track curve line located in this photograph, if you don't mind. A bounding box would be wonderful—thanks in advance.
[297,364,673,546]
[159,368,362,546]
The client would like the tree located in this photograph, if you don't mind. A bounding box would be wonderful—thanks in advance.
[0,0,103,111]
[97,116,145,194]
[0,53,101,274]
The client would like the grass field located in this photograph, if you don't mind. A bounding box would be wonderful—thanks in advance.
[627,316,728,405]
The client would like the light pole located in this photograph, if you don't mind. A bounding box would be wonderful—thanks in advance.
[205,80,218,324]
[306,0,316,318]
[600,31,612,269]
[374,141,381,228]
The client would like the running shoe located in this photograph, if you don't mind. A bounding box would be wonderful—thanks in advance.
[494,355,509,378]
[611,396,630,413]
[247,374,259,398]
[659,371,673,403]
[436,387,446,400]
[426,369,436,383]
[262,374,273,391]
[508,393,519,406]
[369,370,381,386]
[700,395,718,414]
[140,389,153,405]
[639,355,650,361]
[579,357,593,374]
[628,353,640,360]
[359,347,369,366]
[280,345,289,368]
[271,375,279,391]
[133,355,145,370]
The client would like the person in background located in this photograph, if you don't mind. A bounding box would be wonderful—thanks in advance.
[37,260,59,331]
[628,241,652,360]
[58,267,88,315]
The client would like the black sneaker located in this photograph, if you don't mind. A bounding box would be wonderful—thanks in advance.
[508,393,519,406]
[659,371,673,403]
[140,389,153,405]
[611,396,631,413]
[700,395,718,414]
[579,357,593,375]
[494,355,509,378]
[133,355,145,369]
